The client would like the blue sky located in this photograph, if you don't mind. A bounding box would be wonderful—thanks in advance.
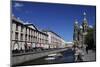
[12,1,96,42]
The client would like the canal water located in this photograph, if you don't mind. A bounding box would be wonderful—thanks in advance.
[17,49,75,66]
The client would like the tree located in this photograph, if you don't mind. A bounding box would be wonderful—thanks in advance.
[85,28,95,49]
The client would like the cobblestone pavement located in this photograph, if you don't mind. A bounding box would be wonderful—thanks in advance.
[82,50,96,62]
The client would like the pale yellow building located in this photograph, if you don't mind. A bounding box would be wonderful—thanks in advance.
[11,16,48,53]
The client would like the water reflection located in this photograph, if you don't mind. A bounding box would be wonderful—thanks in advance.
[17,49,75,66]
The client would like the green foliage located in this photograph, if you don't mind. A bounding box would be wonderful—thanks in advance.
[85,28,95,49]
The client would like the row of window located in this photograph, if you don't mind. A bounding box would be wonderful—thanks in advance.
[15,32,48,43]
[13,21,48,44]
[51,36,62,45]
[15,24,47,40]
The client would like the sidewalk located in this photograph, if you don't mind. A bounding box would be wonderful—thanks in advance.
[82,50,96,62]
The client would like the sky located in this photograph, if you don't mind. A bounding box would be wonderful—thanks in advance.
[12,1,96,42]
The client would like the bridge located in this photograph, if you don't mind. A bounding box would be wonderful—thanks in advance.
[11,48,69,65]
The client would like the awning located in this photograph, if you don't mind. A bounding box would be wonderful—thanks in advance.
[27,43,32,47]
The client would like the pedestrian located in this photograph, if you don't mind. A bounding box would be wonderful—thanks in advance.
[75,46,83,62]
[77,53,83,62]
[86,45,88,54]
[74,47,79,61]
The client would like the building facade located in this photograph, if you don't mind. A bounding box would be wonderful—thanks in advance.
[11,16,48,53]
[43,30,66,49]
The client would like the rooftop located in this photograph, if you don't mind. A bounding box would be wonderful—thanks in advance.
[12,15,48,36]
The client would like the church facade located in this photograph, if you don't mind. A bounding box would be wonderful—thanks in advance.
[73,12,92,48]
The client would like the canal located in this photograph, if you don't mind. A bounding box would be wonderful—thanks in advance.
[16,49,75,66]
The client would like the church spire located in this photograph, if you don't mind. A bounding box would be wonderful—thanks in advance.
[73,19,79,41]
[84,12,86,20]
[82,12,88,33]
[74,19,79,29]
[75,19,78,24]
[83,12,87,22]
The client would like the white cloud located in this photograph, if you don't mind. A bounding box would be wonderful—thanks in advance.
[89,25,93,28]
[14,3,24,8]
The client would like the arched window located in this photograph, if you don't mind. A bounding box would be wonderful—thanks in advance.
[13,42,19,50]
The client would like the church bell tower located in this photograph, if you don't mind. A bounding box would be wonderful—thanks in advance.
[82,12,88,33]
[73,19,79,43]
